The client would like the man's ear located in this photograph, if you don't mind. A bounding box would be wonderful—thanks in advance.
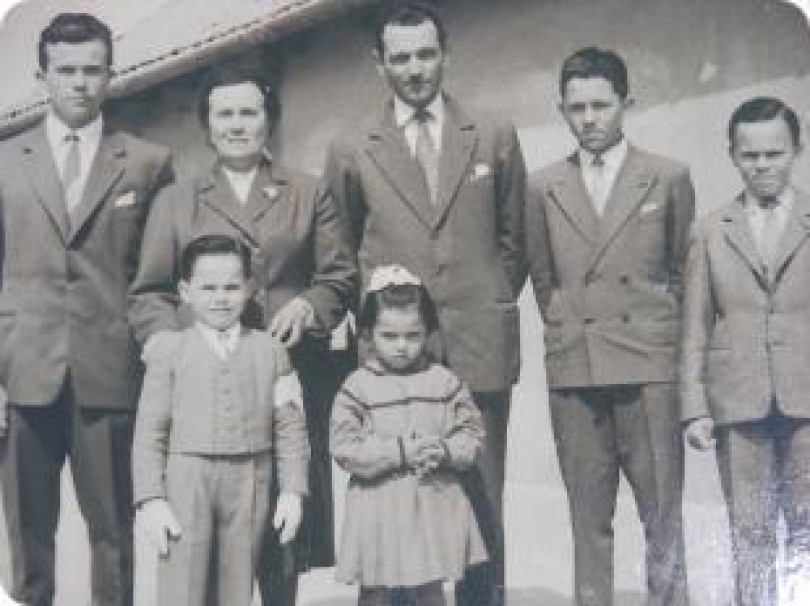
[178,280,191,304]
[622,97,636,111]
[245,277,258,298]
[373,48,385,77]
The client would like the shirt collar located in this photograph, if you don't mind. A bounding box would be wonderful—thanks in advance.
[220,165,258,187]
[196,321,242,356]
[579,137,628,171]
[45,110,104,150]
[393,94,445,130]
[744,186,795,212]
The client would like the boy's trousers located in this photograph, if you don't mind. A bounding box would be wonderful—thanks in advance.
[158,451,273,606]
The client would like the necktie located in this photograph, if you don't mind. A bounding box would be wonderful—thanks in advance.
[759,198,782,274]
[61,132,82,215]
[414,109,439,204]
[588,154,610,215]
[217,330,231,360]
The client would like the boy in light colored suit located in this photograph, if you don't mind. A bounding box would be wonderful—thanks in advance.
[132,234,309,606]
[526,47,695,606]
[681,97,810,605]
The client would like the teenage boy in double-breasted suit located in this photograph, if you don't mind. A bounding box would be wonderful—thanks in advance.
[525,47,695,606]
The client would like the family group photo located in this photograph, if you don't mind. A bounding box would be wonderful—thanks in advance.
[0,0,808,604]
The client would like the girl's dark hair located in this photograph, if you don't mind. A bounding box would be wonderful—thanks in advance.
[358,283,439,333]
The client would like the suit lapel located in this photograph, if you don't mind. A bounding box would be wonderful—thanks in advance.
[198,164,261,246]
[19,125,70,242]
[433,99,477,228]
[545,154,599,244]
[247,163,288,224]
[720,195,769,285]
[69,132,126,242]
[587,147,656,271]
[365,103,435,230]
[771,190,810,283]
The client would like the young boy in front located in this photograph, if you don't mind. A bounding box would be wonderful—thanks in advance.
[131,234,309,606]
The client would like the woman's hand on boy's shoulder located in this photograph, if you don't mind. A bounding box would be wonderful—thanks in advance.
[274,492,303,545]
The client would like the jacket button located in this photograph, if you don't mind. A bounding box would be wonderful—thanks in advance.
[622,314,630,323]
[619,275,629,285]
[583,317,595,325]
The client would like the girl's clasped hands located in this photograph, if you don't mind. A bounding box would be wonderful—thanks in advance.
[402,434,448,478]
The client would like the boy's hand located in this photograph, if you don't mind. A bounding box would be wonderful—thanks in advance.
[135,499,183,557]
[685,416,717,451]
[274,492,303,545]
[0,384,8,440]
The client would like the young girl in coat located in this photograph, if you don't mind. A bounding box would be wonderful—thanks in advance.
[331,264,487,606]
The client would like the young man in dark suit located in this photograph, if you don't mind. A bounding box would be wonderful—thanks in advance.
[325,4,526,604]
[526,47,695,606]
[0,13,172,606]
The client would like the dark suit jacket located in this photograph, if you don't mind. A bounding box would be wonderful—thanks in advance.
[680,190,810,424]
[0,121,172,408]
[324,96,527,393]
[128,160,356,343]
[526,146,695,388]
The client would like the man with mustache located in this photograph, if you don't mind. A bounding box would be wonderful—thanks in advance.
[525,47,695,606]
[325,3,527,604]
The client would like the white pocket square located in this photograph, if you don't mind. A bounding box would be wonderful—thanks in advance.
[640,201,660,215]
[470,163,491,181]
[114,191,137,208]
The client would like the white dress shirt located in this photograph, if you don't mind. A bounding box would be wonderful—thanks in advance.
[579,138,629,214]
[744,187,794,266]
[394,94,445,156]
[196,322,241,361]
[221,166,258,205]
[46,111,103,211]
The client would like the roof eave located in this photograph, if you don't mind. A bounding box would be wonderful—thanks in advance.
[0,0,373,139]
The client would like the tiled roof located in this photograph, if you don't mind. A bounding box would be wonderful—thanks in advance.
[0,0,371,136]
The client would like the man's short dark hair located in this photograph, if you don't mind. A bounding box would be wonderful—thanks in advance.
[197,65,281,132]
[728,96,802,148]
[179,234,252,282]
[374,2,447,57]
[560,47,628,100]
[39,13,113,70]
